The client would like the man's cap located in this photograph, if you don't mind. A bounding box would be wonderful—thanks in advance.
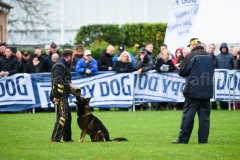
[188,38,201,47]
[84,50,91,56]
[50,42,57,48]
[139,47,146,53]
[22,51,29,56]
[118,45,124,53]
[11,47,17,53]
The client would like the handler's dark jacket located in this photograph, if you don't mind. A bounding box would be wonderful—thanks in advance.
[178,46,214,99]
[51,58,71,99]
[97,50,113,71]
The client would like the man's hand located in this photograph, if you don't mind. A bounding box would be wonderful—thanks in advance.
[86,69,91,74]
[53,98,60,105]
[108,67,112,70]
[4,71,9,76]
[137,68,142,75]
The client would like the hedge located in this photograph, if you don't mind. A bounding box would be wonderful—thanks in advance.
[75,22,167,58]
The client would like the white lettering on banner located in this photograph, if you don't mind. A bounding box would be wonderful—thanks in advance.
[0,74,35,105]
[36,73,134,108]
[2,70,240,111]
[74,73,133,105]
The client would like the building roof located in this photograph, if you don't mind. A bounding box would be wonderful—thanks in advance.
[0,1,13,9]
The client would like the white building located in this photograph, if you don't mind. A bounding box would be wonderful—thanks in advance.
[5,0,172,45]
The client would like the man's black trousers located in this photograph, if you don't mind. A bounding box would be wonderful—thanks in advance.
[178,97,210,143]
[51,96,72,142]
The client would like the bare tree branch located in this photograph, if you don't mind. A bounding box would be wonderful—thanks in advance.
[4,0,52,43]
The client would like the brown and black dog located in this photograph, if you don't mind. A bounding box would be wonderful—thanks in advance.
[74,96,128,142]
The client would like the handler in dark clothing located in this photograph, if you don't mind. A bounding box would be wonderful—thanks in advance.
[50,49,74,143]
[172,38,214,144]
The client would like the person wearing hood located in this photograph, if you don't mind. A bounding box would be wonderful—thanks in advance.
[215,43,235,69]
[215,43,235,110]
[0,47,19,77]
[97,45,114,71]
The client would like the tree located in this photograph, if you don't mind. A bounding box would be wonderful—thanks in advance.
[3,0,50,44]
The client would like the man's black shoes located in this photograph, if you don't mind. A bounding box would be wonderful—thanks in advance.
[172,139,187,144]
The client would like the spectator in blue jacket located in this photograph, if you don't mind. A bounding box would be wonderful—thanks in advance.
[75,50,98,74]
[112,45,134,67]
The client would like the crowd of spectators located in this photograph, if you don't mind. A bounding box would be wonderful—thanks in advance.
[0,41,239,111]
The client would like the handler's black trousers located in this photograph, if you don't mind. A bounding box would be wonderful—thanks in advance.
[178,97,210,143]
[51,96,72,142]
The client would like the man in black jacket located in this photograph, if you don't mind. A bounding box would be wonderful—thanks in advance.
[172,38,214,144]
[0,47,19,77]
[50,49,73,143]
[97,45,114,71]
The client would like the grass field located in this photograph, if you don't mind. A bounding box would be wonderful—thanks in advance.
[0,110,240,160]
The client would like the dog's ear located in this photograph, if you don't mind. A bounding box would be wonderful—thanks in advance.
[87,97,91,103]
[76,96,81,102]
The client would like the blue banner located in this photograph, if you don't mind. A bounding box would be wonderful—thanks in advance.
[0,69,239,112]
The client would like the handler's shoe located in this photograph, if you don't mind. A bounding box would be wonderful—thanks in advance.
[51,140,61,143]
[172,139,186,144]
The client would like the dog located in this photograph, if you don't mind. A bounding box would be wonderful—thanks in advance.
[74,96,128,142]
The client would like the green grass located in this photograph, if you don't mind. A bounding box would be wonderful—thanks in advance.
[0,110,240,160]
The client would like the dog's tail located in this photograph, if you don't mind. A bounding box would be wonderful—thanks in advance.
[112,137,128,142]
